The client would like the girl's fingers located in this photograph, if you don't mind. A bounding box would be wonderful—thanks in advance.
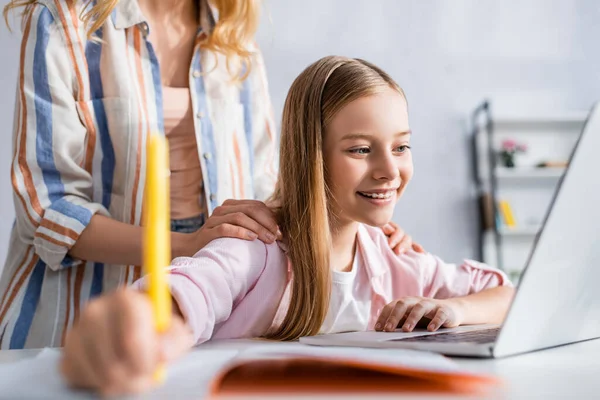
[375,302,396,331]
[79,304,121,387]
[384,301,413,332]
[158,317,195,363]
[427,308,449,331]
[113,291,159,377]
[402,302,433,332]
[61,329,100,390]
[101,373,155,398]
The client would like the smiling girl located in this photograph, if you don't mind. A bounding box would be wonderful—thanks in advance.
[60,56,514,396]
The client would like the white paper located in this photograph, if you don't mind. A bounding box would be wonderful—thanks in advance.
[0,340,464,399]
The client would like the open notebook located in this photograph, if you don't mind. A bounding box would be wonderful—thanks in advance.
[0,342,500,398]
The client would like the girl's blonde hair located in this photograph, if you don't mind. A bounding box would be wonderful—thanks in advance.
[267,56,406,341]
[3,0,259,80]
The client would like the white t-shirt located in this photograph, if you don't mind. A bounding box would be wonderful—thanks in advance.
[319,247,373,334]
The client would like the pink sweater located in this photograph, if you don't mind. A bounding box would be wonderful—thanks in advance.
[134,224,511,344]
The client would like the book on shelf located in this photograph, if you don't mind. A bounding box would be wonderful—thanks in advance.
[498,200,516,227]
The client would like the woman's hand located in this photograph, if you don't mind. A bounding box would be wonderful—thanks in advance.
[187,199,282,253]
[61,290,194,397]
[375,296,464,333]
[382,222,425,255]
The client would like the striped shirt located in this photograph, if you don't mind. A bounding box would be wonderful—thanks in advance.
[0,0,278,349]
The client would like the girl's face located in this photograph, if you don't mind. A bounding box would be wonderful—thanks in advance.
[323,87,413,228]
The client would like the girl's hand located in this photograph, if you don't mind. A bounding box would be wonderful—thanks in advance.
[375,297,464,333]
[382,222,425,255]
[190,199,282,251]
[60,290,194,397]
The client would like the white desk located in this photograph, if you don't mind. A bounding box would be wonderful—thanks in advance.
[1,339,599,399]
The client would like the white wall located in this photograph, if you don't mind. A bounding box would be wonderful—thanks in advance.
[255,0,600,261]
[0,0,598,273]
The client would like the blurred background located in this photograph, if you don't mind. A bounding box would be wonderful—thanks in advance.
[0,0,599,280]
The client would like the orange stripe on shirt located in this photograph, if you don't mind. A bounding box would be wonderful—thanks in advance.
[233,132,245,198]
[229,161,237,198]
[133,266,142,282]
[0,253,39,327]
[0,248,33,321]
[40,219,79,241]
[33,232,71,248]
[12,8,43,225]
[54,0,96,174]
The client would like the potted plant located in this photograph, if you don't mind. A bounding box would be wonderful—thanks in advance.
[499,139,527,168]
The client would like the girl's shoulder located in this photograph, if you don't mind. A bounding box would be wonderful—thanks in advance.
[357,223,437,273]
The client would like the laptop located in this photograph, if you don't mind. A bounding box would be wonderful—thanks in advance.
[300,104,600,358]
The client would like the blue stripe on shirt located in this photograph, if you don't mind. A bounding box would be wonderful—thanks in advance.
[9,259,45,349]
[48,198,92,226]
[146,41,164,134]
[193,52,218,210]
[33,8,62,203]
[86,26,111,299]
[33,9,93,230]
[240,68,255,182]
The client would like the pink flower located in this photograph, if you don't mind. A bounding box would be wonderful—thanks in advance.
[502,139,517,151]
[517,143,528,152]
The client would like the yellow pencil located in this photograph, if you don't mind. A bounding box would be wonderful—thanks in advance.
[143,134,172,383]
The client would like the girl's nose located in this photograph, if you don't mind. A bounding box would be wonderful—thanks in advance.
[372,153,399,181]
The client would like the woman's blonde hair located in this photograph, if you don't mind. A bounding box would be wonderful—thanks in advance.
[267,56,406,341]
[3,0,259,80]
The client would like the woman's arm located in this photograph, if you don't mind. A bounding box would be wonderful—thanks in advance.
[70,214,193,265]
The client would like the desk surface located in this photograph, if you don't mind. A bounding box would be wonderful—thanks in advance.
[1,338,599,399]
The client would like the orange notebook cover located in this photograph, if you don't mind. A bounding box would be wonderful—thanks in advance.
[206,346,501,398]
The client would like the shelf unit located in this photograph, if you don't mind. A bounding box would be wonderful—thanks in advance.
[470,101,586,282]
[495,167,565,180]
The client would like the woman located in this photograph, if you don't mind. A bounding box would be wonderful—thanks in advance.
[0,0,418,349]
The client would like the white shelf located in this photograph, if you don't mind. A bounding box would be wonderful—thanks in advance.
[498,226,541,236]
[493,112,588,125]
[495,167,565,180]
[484,226,541,236]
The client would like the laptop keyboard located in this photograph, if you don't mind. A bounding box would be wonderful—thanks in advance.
[391,327,500,344]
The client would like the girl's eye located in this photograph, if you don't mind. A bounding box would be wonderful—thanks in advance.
[395,145,411,153]
[349,147,370,155]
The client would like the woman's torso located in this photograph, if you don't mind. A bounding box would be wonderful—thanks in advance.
[0,0,276,349]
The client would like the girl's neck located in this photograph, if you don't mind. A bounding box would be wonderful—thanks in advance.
[329,220,359,273]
